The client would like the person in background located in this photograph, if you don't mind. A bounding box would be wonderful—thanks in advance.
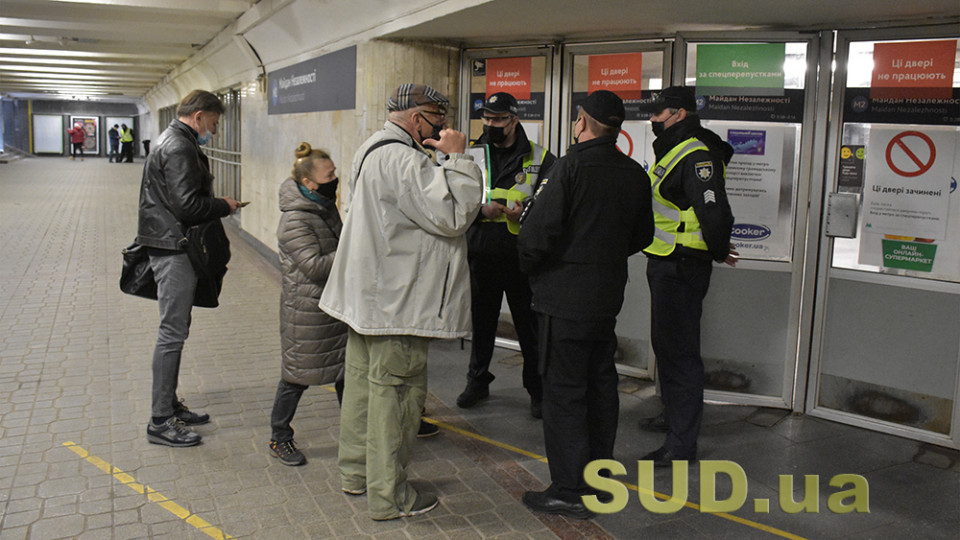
[319,83,482,520]
[517,90,653,519]
[637,85,737,467]
[67,122,85,160]
[119,123,135,163]
[457,92,556,419]
[137,89,239,447]
[108,124,120,162]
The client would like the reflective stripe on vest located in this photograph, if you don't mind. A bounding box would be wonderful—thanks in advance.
[483,141,547,235]
[643,137,710,256]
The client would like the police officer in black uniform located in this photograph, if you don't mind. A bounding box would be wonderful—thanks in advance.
[517,90,654,519]
[457,92,556,418]
[638,86,737,466]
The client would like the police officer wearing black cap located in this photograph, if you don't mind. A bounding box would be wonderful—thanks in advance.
[638,86,737,467]
[517,90,654,519]
[457,92,556,419]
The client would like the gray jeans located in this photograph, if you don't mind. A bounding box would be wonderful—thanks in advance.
[148,249,197,418]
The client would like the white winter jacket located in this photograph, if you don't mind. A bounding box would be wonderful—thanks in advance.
[319,121,483,338]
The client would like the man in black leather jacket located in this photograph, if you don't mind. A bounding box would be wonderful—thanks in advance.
[517,90,654,519]
[137,89,239,447]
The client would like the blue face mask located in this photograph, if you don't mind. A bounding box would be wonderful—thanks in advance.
[197,130,211,146]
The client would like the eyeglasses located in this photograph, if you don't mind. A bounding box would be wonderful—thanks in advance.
[420,109,446,120]
[481,115,513,125]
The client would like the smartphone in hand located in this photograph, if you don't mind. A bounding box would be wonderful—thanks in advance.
[237,201,251,208]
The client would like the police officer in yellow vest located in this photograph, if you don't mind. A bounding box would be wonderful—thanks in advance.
[457,92,556,418]
[639,86,738,467]
[119,123,135,163]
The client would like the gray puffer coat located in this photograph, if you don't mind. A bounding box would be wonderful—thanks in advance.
[277,177,346,386]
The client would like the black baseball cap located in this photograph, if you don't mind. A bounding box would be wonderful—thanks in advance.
[640,86,697,113]
[481,92,519,115]
[580,90,625,128]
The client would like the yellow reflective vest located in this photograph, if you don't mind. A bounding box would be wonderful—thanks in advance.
[643,137,711,256]
[120,127,134,143]
[483,141,547,235]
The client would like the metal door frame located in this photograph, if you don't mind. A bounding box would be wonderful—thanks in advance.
[669,31,827,410]
[807,24,960,448]
[459,45,560,155]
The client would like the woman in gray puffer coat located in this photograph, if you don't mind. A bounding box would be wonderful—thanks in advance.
[270,142,346,466]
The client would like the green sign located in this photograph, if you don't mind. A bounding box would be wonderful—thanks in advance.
[696,43,786,96]
[881,239,937,272]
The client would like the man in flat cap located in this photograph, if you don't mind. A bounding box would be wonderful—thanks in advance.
[637,86,736,466]
[517,90,654,519]
[457,92,556,419]
[319,83,482,520]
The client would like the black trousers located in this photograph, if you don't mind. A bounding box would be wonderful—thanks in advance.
[119,141,133,162]
[646,257,712,458]
[467,255,541,400]
[270,378,344,442]
[538,313,619,500]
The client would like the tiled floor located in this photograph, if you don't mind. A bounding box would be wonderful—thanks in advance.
[0,157,957,539]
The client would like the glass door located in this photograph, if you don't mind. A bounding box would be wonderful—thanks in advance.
[459,45,559,351]
[561,41,672,378]
[670,32,825,408]
[809,26,960,448]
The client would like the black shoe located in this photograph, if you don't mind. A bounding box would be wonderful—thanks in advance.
[456,383,489,408]
[147,417,201,447]
[641,447,697,468]
[417,419,440,438]
[270,439,306,466]
[173,399,209,426]
[522,489,593,520]
[530,398,543,419]
[638,412,669,433]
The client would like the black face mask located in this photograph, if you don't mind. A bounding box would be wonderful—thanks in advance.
[315,177,339,200]
[482,124,507,145]
[420,114,443,143]
[651,109,679,137]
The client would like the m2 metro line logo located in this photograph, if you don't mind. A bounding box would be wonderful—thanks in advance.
[730,223,772,241]
[581,459,870,515]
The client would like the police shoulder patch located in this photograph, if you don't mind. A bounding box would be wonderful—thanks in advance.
[533,177,549,197]
[695,161,713,182]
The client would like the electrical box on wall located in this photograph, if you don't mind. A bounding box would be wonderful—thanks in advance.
[825,192,859,238]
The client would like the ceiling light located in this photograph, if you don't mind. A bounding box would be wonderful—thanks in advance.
[25,35,36,45]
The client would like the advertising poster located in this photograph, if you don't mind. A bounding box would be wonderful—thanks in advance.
[870,40,957,99]
[587,52,643,99]
[696,43,786,96]
[486,57,532,100]
[858,126,959,275]
[703,120,794,259]
[70,116,98,154]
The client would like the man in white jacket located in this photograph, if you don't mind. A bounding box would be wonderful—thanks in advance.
[319,83,482,520]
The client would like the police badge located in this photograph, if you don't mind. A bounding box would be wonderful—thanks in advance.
[695,161,713,181]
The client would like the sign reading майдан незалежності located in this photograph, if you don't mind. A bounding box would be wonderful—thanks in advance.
[268,46,356,115]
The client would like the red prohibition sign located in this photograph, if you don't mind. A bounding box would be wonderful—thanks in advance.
[885,131,936,178]
[616,129,633,157]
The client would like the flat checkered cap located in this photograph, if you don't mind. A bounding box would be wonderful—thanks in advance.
[387,83,449,112]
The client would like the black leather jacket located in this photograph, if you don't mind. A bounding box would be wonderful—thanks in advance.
[518,136,654,321]
[137,120,229,250]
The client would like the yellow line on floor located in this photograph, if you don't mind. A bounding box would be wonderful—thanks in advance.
[419,418,808,540]
[61,442,234,540]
